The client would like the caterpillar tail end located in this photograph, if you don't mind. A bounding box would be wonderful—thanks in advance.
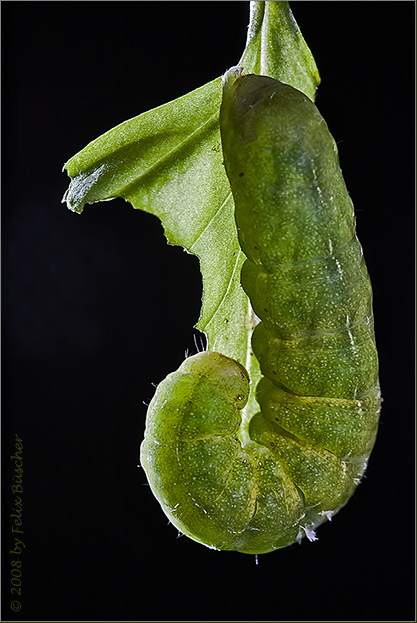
[222,66,244,110]
[222,65,243,87]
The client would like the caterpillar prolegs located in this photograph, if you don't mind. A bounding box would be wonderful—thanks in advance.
[140,72,380,554]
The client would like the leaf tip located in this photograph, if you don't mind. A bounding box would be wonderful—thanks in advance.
[61,187,83,214]
[61,163,110,214]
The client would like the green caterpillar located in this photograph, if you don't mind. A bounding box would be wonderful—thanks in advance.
[140,71,380,554]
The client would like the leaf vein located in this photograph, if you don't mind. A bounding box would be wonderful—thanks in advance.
[189,190,233,250]
[206,248,245,336]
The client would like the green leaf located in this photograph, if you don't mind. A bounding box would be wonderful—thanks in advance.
[62,1,320,418]
[64,76,250,366]
[239,1,320,101]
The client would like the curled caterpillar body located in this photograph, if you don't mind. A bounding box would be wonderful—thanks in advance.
[140,73,380,554]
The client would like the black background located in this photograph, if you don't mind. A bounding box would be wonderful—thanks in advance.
[2,2,415,622]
